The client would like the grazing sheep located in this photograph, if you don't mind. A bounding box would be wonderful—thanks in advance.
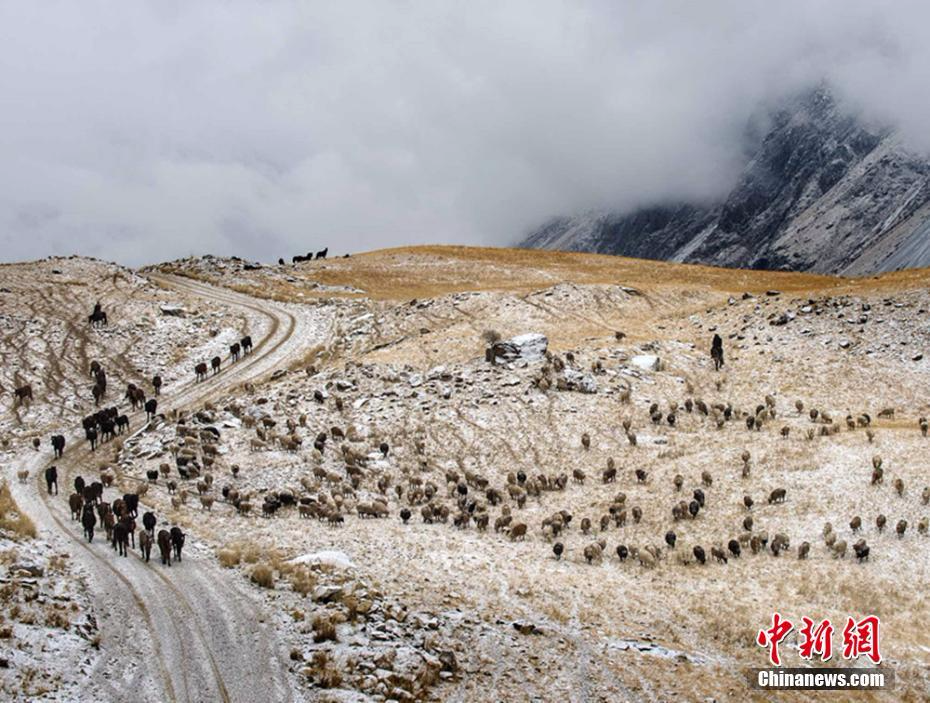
[876,514,887,532]
[727,539,741,558]
[853,540,869,562]
[635,469,647,484]
[771,533,790,556]
[693,489,705,508]
[919,518,929,536]
[199,495,214,511]
[768,488,786,504]
[850,516,862,532]
[553,542,564,560]
[665,531,677,549]
[600,515,610,532]
[509,523,527,541]
[616,544,629,561]
[602,468,617,484]
[637,549,656,568]
[896,520,908,538]
[581,432,591,450]
[701,471,713,487]
[631,506,642,524]
[894,478,905,497]
[688,500,700,519]
[798,542,810,559]
[572,468,586,484]
[831,540,847,558]
[16,469,29,483]
[692,546,706,565]
[580,517,591,535]
[922,487,930,505]
[743,515,754,532]
[400,508,411,524]
[711,546,727,564]
[583,543,603,564]
[673,474,684,491]
[743,495,754,511]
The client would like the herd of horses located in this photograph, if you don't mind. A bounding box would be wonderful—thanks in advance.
[13,301,261,575]
[194,335,252,382]
[66,473,185,565]
[286,247,328,264]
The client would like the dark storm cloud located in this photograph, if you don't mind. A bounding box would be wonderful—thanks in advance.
[1,1,928,265]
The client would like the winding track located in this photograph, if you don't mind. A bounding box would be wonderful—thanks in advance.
[11,274,310,703]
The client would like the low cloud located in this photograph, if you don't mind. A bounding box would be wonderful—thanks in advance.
[2,1,929,265]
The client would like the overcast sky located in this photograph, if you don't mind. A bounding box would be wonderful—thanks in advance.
[2,1,929,265]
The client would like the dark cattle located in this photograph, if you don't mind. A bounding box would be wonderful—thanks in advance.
[92,384,104,406]
[142,511,156,534]
[139,530,153,563]
[152,375,162,396]
[74,475,85,495]
[195,362,208,381]
[157,530,172,566]
[146,469,159,483]
[315,247,328,260]
[82,508,97,542]
[211,356,221,375]
[69,493,83,520]
[44,466,58,494]
[145,399,158,421]
[14,384,33,405]
[90,360,102,378]
[230,342,241,361]
[82,415,96,433]
[116,415,130,434]
[241,336,253,354]
[51,434,65,458]
[170,527,185,562]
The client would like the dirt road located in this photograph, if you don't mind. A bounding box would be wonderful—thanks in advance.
[10,275,314,703]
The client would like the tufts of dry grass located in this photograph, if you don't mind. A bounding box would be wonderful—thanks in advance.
[0,481,36,538]
[250,563,275,589]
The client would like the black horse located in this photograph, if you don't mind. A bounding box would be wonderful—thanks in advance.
[82,507,97,542]
[51,434,65,458]
[44,466,58,495]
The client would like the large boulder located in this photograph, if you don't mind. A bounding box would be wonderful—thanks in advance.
[488,333,548,363]
[631,355,661,372]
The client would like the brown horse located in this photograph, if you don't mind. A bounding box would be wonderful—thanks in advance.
[157,529,172,566]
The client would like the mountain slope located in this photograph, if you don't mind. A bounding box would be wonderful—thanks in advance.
[521,87,930,274]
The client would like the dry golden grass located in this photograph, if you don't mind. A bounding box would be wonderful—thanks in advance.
[250,563,275,589]
[0,481,36,538]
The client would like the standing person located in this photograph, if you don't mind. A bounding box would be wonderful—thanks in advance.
[711,333,724,371]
